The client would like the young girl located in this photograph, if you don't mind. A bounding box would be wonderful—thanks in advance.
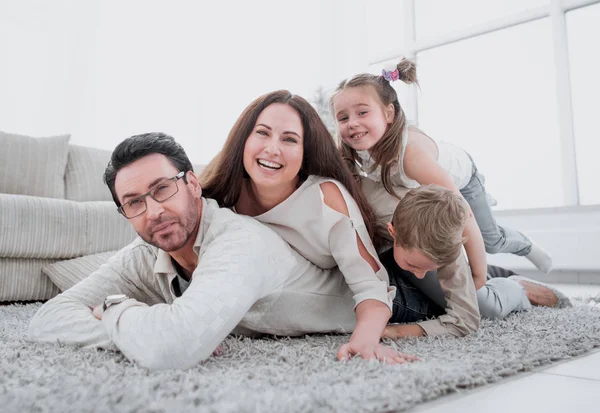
[330,58,553,291]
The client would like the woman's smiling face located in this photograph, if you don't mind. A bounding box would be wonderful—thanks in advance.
[243,103,304,190]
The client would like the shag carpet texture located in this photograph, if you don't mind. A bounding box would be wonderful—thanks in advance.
[2,297,600,413]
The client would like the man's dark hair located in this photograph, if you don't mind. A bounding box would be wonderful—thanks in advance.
[104,132,194,207]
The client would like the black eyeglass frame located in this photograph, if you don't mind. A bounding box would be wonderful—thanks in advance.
[117,171,186,219]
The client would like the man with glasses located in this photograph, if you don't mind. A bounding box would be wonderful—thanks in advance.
[28,132,412,369]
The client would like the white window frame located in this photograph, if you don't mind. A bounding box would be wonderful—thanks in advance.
[369,0,600,208]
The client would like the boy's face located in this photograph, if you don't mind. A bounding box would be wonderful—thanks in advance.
[387,223,440,279]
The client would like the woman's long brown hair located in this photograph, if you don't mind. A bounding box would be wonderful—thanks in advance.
[200,90,380,243]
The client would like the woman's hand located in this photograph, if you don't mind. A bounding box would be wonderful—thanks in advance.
[337,339,420,364]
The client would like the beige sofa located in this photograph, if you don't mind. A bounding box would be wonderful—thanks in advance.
[0,132,137,301]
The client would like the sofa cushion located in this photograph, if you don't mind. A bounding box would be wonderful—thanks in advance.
[0,193,137,259]
[64,155,204,202]
[42,251,118,292]
[0,131,70,199]
[65,145,113,202]
[0,257,61,301]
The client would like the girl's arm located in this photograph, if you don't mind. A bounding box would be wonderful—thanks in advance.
[320,182,417,364]
[403,134,487,290]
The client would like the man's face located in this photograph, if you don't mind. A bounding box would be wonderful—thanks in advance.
[115,153,201,252]
[387,222,439,278]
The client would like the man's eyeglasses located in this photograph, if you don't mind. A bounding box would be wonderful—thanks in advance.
[118,171,186,219]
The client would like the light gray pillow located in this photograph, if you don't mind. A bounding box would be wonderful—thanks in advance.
[0,131,71,198]
[42,250,118,291]
[65,144,113,201]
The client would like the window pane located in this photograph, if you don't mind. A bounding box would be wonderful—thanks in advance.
[417,20,562,210]
[567,3,600,205]
[415,0,548,40]
[367,0,406,62]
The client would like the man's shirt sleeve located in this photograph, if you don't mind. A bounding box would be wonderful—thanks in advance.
[27,240,159,349]
[102,223,276,370]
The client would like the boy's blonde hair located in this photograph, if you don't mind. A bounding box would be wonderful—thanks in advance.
[392,185,468,267]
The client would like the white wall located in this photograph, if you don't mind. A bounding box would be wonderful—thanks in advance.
[487,207,600,275]
[0,0,95,138]
[1,0,329,164]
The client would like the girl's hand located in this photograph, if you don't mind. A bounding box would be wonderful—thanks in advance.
[472,272,487,290]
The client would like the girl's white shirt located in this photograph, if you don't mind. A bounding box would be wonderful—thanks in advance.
[357,125,474,190]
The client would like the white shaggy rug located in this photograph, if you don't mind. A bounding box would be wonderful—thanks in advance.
[2,297,600,413]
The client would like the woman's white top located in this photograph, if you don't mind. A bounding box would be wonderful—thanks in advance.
[357,125,474,190]
[251,175,395,311]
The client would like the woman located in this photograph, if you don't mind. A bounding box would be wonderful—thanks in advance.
[201,90,428,364]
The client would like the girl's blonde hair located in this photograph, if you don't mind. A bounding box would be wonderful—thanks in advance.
[330,58,418,199]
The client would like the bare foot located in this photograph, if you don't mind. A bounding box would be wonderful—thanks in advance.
[516,280,558,307]
[211,345,223,357]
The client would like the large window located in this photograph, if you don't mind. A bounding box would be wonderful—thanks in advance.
[567,2,600,205]
[415,0,548,39]
[368,0,600,210]
[417,20,561,210]
[367,0,406,63]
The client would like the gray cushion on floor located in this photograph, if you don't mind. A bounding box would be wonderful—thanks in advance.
[0,257,61,301]
[43,251,118,292]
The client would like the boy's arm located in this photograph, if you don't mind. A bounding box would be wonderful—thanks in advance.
[28,240,159,349]
[416,252,480,337]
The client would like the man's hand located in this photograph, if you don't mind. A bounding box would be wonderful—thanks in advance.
[337,339,420,364]
[92,305,103,320]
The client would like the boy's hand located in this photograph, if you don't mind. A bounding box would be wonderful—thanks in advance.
[472,272,487,290]
[337,339,420,364]
[383,324,426,339]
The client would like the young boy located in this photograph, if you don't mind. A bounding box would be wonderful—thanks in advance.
[381,184,572,339]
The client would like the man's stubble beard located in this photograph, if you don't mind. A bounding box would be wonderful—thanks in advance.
[141,191,200,252]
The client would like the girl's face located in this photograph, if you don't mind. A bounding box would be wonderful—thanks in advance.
[243,103,304,191]
[332,86,394,152]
